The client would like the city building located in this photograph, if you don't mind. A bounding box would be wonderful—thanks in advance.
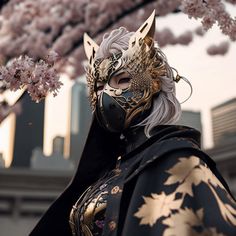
[0,168,72,236]
[31,136,74,171]
[52,136,65,155]
[206,140,236,196]
[211,97,236,146]
[68,79,92,166]
[11,91,45,167]
[176,110,203,145]
[0,153,5,167]
[177,110,202,133]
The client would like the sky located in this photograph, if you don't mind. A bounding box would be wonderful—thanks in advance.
[0,8,236,166]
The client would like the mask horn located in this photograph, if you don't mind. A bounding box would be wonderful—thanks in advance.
[83,33,99,64]
[128,10,156,48]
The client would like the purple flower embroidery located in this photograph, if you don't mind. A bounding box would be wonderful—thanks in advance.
[95,220,105,229]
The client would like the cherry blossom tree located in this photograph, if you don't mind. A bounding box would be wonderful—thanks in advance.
[0,0,236,121]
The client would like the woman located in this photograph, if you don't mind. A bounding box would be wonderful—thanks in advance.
[30,11,236,236]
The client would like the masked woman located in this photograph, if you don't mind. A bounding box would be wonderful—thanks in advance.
[30,11,236,236]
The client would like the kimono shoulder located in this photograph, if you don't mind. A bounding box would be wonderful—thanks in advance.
[120,139,236,236]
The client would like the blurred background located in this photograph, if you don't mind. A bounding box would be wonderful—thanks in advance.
[0,1,236,235]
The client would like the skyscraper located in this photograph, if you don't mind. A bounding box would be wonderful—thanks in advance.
[68,79,92,165]
[11,91,45,167]
[211,97,236,146]
[177,110,202,133]
[0,153,4,167]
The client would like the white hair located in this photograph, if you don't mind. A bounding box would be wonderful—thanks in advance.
[95,27,133,60]
[96,27,182,137]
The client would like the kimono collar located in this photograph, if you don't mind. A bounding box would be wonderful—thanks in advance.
[122,125,201,157]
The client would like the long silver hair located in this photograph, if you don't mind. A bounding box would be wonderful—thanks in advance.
[96,27,182,137]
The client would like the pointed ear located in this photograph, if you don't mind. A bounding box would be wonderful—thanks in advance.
[83,33,99,64]
[128,10,156,48]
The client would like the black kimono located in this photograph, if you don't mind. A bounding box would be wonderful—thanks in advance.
[30,119,236,236]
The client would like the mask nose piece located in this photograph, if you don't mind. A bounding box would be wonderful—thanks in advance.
[96,92,126,133]
[114,88,122,96]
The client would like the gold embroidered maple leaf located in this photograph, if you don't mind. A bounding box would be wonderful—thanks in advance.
[199,164,224,189]
[209,183,236,226]
[197,164,236,226]
[134,192,182,227]
[163,208,226,236]
[163,208,203,236]
[164,155,200,185]
[165,156,225,193]
[164,155,236,227]
[164,156,203,196]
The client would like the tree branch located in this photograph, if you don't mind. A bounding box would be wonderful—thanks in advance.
[0,0,9,10]
[65,0,155,57]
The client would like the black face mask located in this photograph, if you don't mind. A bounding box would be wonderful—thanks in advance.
[95,88,155,133]
[95,92,126,133]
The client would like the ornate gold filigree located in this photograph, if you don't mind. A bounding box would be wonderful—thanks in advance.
[125,42,165,94]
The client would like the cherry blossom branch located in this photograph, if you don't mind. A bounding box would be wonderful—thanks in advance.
[0,99,21,123]
[225,0,236,4]
[181,0,236,40]
[0,51,62,103]
[1,0,234,73]
[0,0,9,10]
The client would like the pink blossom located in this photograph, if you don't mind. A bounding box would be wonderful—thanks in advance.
[181,0,207,19]
[181,0,236,40]
[201,13,216,30]
[45,50,60,65]
[155,28,176,47]
[207,41,230,56]
[195,26,206,36]
[225,0,236,4]
[154,0,181,16]
[155,28,193,47]
[228,21,236,41]
[177,31,193,45]
[0,52,63,102]
[0,0,236,83]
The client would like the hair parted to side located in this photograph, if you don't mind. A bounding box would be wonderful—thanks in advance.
[96,27,182,137]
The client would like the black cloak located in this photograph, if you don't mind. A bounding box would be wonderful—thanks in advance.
[30,118,236,236]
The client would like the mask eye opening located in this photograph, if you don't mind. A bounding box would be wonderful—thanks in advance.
[109,72,131,89]
[95,81,106,95]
